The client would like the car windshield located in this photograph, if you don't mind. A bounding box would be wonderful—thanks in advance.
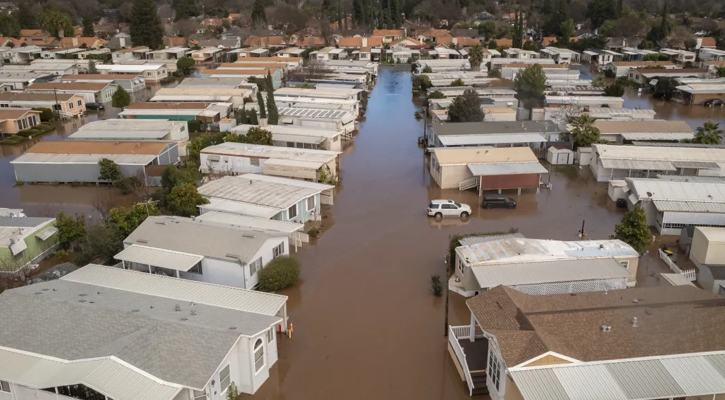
[454,202,461,207]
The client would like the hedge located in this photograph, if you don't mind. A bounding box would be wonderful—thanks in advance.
[0,135,28,145]
[257,256,301,292]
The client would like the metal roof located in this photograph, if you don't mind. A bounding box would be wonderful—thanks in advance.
[201,142,339,162]
[63,264,287,316]
[198,174,324,209]
[0,349,183,400]
[231,123,341,139]
[273,133,326,144]
[263,158,325,170]
[510,352,725,400]
[11,153,159,166]
[115,245,204,271]
[278,107,352,120]
[620,132,694,141]
[201,198,282,218]
[626,178,725,203]
[671,161,721,169]
[468,161,548,176]
[196,211,304,234]
[653,200,725,213]
[433,121,562,136]
[599,158,677,171]
[471,258,629,289]
[438,133,546,146]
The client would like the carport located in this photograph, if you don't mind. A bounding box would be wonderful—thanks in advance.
[468,161,548,196]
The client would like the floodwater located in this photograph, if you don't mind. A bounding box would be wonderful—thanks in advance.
[254,68,662,400]
[621,88,725,129]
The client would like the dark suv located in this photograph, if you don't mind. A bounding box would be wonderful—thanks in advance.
[482,194,517,209]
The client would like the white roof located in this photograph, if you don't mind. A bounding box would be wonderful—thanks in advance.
[263,158,324,170]
[97,64,165,72]
[232,123,341,139]
[273,133,325,144]
[509,352,725,400]
[661,272,696,286]
[70,119,182,140]
[196,211,304,234]
[468,161,548,176]
[62,264,287,316]
[201,142,340,162]
[626,178,725,204]
[620,132,695,141]
[198,174,332,209]
[594,144,725,164]
[273,95,358,106]
[438,133,546,146]
[202,198,282,218]
[0,348,183,400]
[115,244,204,272]
[278,107,352,120]
[11,153,157,166]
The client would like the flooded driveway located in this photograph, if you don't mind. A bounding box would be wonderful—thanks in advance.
[255,68,652,400]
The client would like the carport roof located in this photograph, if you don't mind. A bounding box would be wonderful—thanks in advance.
[468,161,548,176]
[114,245,203,271]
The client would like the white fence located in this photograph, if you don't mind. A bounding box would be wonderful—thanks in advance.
[449,325,475,396]
[658,249,697,281]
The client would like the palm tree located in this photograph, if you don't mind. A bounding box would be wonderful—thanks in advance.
[468,44,484,71]
[570,115,603,148]
[693,120,724,145]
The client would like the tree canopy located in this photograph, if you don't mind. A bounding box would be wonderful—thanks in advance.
[612,205,651,253]
[257,256,301,291]
[108,203,161,236]
[468,44,484,70]
[251,0,267,24]
[514,64,547,109]
[98,158,123,183]
[176,57,195,75]
[56,212,86,251]
[569,115,603,148]
[130,0,164,49]
[82,15,94,37]
[167,183,209,217]
[112,86,131,110]
[691,120,724,145]
[447,89,485,123]
[38,9,73,38]
[265,72,279,125]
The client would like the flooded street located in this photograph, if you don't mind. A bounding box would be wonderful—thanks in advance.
[257,68,640,400]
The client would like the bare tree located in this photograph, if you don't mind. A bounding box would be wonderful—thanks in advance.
[174,19,201,38]
[287,60,333,81]
[91,190,115,221]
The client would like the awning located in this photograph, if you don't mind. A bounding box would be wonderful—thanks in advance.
[600,158,676,171]
[468,162,548,176]
[671,161,721,170]
[273,133,325,145]
[35,227,58,241]
[115,245,204,272]
[10,239,27,256]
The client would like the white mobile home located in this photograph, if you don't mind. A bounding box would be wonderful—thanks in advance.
[274,96,360,118]
[232,124,344,151]
[278,107,356,133]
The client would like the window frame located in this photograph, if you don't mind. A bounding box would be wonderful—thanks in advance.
[287,204,297,219]
[0,380,10,393]
[273,242,285,258]
[253,338,265,373]
[193,390,206,400]
[306,196,315,211]
[219,364,231,393]
[250,157,260,166]
[249,257,262,276]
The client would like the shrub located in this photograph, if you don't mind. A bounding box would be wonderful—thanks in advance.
[307,227,320,238]
[257,256,301,292]
[0,135,27,145]
[430,274,442,297]
[187,120,201,133]
[32,107,54,122]
[17,128,41,138]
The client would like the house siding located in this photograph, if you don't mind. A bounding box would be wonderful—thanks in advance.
[0,222,57,273]
[272,194,321,223]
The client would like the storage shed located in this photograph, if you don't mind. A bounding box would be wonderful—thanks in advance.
[607,180,627,202]
[546,146,573,165]
[690,227,725,293]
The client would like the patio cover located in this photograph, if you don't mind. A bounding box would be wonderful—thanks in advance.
[468,162,548,176]
[115,244,203,271]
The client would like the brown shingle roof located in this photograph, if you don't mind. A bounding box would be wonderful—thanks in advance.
[338,37,363,47]
[28,82,110,91]
[613,60,675,66]
[701,37,716,47]
[455,37,481,46]
[61,74,142,80]
[468,286,725,366]
[0,109,40,120]
[115,46,150,54]
[494,38,513,48]
[0,93,80,102]
[25,141,168,155]
[373,29,404,37]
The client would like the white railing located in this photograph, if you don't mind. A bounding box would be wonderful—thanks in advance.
[449,325,475,396]
[459,177,479,191]
[658,249,697,281]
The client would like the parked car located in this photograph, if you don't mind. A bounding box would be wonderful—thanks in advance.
[703,99,724,107]
[427,199,471,218]
[86,102,105,110]
[482,194,517,209]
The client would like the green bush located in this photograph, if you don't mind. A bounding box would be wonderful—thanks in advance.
[32,108,54,122]
[187,120,201,133]
[17,128,41,138]
[36,123,55,133]
[257,256,301,292]
[0,135,27,145]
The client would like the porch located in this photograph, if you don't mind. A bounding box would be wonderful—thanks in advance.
[448,324,488,396]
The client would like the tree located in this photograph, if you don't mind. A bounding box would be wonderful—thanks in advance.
[112,86,131,110]
[256,91,267,118]
[512,10,524,48]
[468,44,484,71]
[130,0,164,49]
[612,205,651,253]
[0,12,19,38]
[717,67,725,78]
[569,115,602,148]
[82,15,94,37]
[242,126,273,144]
[176,57,195,75]
[257,256,301,291]
[422,65,433,73]
[488,40,498,50]
[412,75,432,92]
[652,77,678,100]
[514,64,547,109]
[478,20,495,41]
[167,183,208,217]
[265,72,279,125]
[587,0,617,29]
[98,158,123,183]
[252,0,267,25]
[450,78,465,86]
[428,90,445,99]
[448,89,485,123]
[16,1,36,29]
[692,120,724,145]
[108,203,161,236]
[604,83,625,97]
[38,9,73,38]
[75,224,125,266]
[85,60,97,74]
[560,19,575,42]
[172,0,200,20]
[56,212,86,250]
[249,109,259,125]
[226,383,239,400]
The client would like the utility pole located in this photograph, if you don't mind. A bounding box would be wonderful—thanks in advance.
[53,88,60,120]
[443,252,450,336]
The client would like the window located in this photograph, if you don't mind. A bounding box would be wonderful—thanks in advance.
[18,118,25,130]
[273,242,285,258]
[77,100,82,107]
[29,115,37,126]
[441,204,455,209]
[193,390,206,400]
[488,351,501,392]
[219,364,230,392]
[288,204,297,219]
[68,102,74,109]
[250,158,260,166]
[189,262,203,275]
[619,260,629,269]
[249,257,262,275]
[0,380,10,392]
[306,196,315,211]
[254,339,265,372]
[0,104,7,107]
[267,329,274,343]
[457,257,465,274]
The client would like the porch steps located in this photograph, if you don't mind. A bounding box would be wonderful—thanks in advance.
[471,371,488,396]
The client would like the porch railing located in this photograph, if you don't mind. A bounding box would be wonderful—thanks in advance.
[658,248,697,281]
[449,325,485,396]
[459,177,479,191]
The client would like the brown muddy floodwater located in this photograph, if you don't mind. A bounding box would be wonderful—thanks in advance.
[250,68,673,400]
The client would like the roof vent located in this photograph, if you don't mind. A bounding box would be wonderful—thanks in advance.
[632,298,639,303]
[190,310,197,316]
[42,288,49,291]
[226,253,240,259]
[34,292,42,295]
[242,234,255,239]
[155,221,167,225]
[79,299,87,303]
[601,325,612,332]
[132,309,140,312]
[229,326,237,330]
[599,244,604,249]
[137,239,148,244]
[632,317,638,327]
[181,318,188,321]
[174,304,181,312]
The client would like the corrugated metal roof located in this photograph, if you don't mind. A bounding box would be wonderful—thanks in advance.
[278,107,351,119]
[470,258,629,289]
[263,158,325,170]
[196,211,304,234]
[600,159,676,171]
[0,349,182,400]
[202,198,282,218]
[11,153,158,165]
[468,161,548,176]
[437,133,546,146]
[671,161,721,169]
[273,133,326,144]
[115,245,203,271]
[245,173,334,191]
[620,132,694,141]
[628,178,725,203]
[232,124,341,139]
[510,352,725,400]
[653,200,725,213]
[62,264,287,316]
[201,142,339,162]
[198,175,322,209]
